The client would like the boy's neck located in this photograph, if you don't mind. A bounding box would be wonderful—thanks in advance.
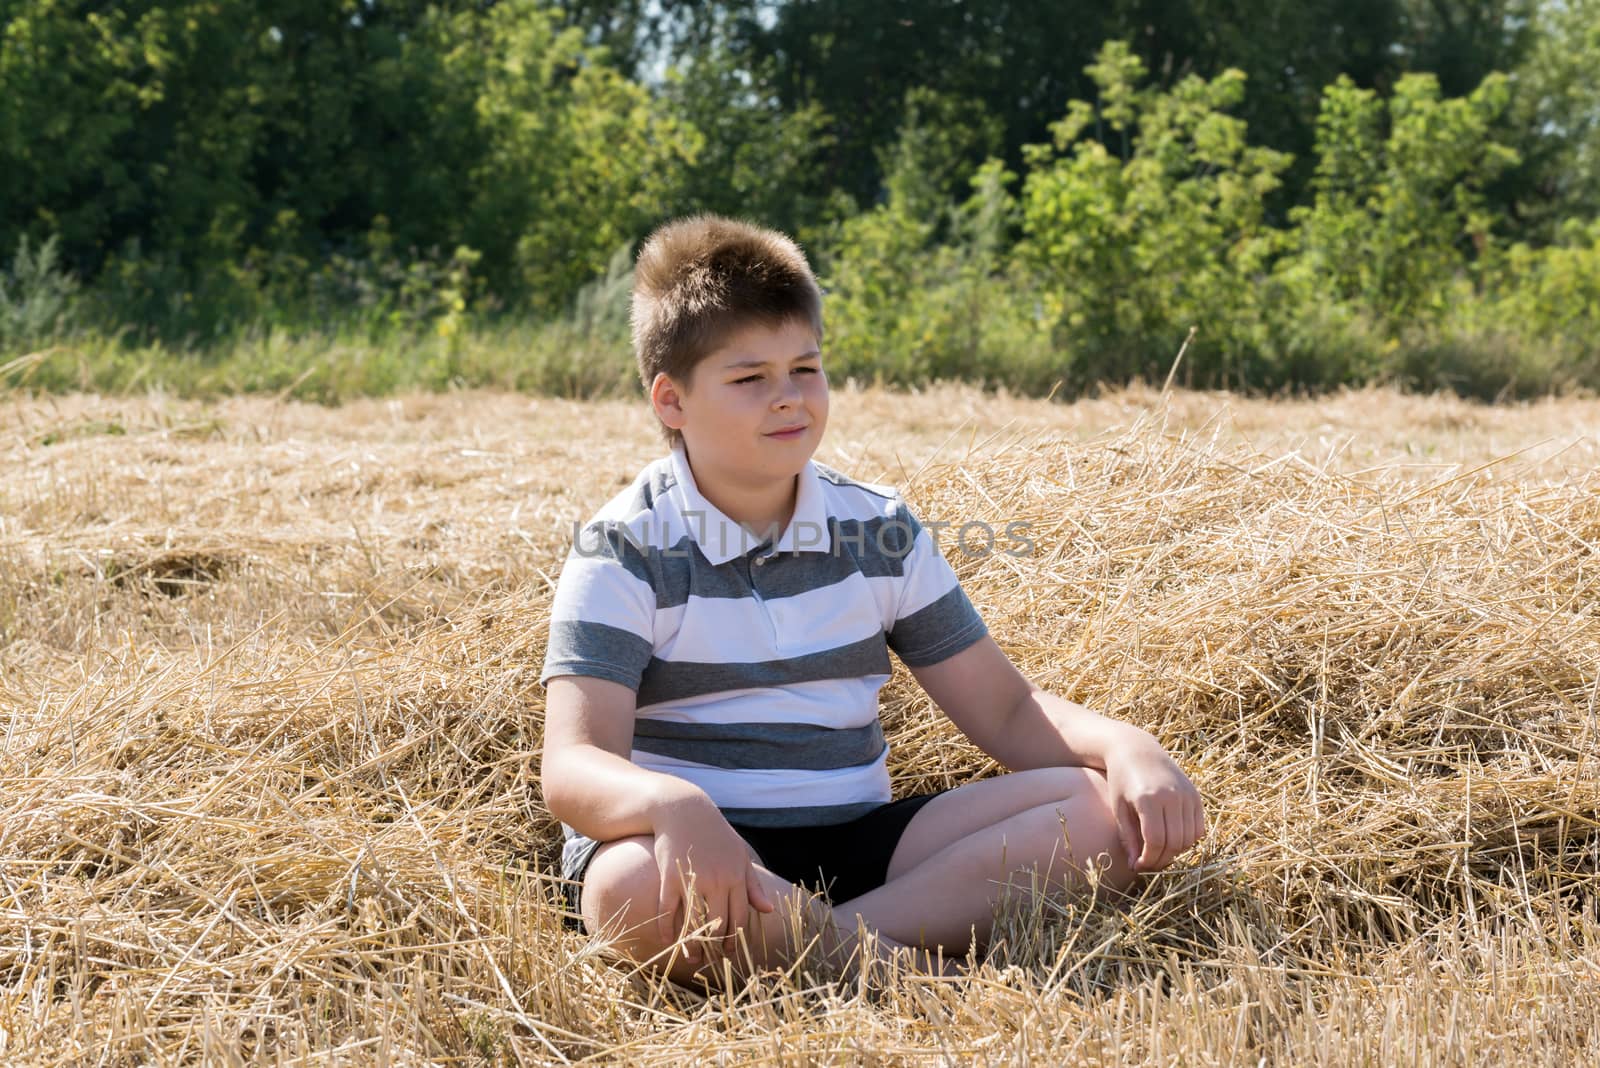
[683,450,800,545]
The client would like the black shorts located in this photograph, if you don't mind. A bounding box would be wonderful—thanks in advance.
[559,792,948,934]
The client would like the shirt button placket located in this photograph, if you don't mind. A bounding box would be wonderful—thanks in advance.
[749,553,778,648]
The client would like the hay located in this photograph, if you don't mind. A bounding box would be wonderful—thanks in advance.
[0,384,1597,1063]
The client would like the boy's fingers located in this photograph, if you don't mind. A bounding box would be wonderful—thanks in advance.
[747,865,775,913]
[1161,808,1182,868]
[687,893,712,964]
[1116,799,1141,870]
[1169,807,1189,865]
[1178,808,1196,858]
[710,890,735,961]
[675,866,707,964]
[1135,801,1167,871]
[1164,809,1184,868]
[1172,805,1190,863]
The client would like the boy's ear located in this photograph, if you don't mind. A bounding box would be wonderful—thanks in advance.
[649,372,688,431]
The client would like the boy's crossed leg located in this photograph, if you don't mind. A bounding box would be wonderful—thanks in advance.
[579,766,1131,987]
[838,766,1136,952]
[580,837,945,988]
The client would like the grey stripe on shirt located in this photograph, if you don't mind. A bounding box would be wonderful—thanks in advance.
[543,619,654,690]
[633,718,887,771]
[636,631,894,707]
[887,586,989,667]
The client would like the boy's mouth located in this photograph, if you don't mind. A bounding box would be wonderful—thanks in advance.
[764,424,808,439]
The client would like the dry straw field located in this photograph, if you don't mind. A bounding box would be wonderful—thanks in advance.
[1,382,1598,1064]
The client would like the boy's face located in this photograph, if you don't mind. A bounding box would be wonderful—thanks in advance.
[651,317,828,488]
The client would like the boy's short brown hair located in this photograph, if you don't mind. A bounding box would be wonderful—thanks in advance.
[632,214,825,447]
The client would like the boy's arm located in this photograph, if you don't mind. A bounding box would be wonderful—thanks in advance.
[540,675,775,958]
[908,635,1206,871]
[539,674,708,841]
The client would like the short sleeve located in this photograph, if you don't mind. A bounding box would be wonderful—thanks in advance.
[540,521,657,691]
[883,500,988,667]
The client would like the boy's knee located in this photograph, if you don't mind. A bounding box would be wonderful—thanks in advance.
[1033,766,1119,825]
[1031,768,1134,890]
[580,836,668,951]
[1076,770,1139,890]
[581,836,770,987]
[1069,767,1119,821]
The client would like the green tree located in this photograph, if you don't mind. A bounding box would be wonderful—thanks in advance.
[819,91,1036,389]
[444,0,700,312]
[1392,0,1534,97]
[1017,42,1292,387]
[554,0,747,80]
[0,3,426,269]
[656,10,839,242]
[0,0,476,331]
[1287,72,1520,324]
[1500,0,1600,236]
[0,1,703,330]
[631,1,1408,219]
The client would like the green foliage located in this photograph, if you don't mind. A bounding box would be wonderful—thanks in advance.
[1,2,407,277]
[657,16,839,239]
[1,315,640,403]
[1492,220,1600,349]
[820,96,1055,392]
[0,1,697,331]
[0,235,79,351]
[1,3,1596,401]
[81,219,484,347]
[449,0,700,313]
[645,1,1418,220]
[1447,218,1600,393]
[1503,0,1600,236]
[876,89,1006,231]
[1016,42,1292,388]
[1287,72,1519,325]
[555,240,639,382]
[1392,0,1534,97]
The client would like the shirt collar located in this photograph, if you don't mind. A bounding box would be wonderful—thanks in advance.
[669,444,831,565]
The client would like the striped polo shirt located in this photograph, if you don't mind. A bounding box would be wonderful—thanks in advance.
[540,443,987,830]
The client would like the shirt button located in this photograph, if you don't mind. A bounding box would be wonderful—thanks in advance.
[753,555,767,567]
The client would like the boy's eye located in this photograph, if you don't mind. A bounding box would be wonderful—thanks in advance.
[733,367,819,384]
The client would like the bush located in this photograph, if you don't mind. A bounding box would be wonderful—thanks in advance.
[1287,72,1518,329]
[1016,42,1292,391]
[823,177,1062,390]
[0,235,79,354]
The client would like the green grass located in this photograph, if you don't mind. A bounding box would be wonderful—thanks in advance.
[2,308,1595,406]
[1,318,640,403]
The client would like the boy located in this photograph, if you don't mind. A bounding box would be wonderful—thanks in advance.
[539,215,1204,986]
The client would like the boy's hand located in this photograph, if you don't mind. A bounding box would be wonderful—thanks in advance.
[650,788,775,964]
[1103,732,1206,873]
